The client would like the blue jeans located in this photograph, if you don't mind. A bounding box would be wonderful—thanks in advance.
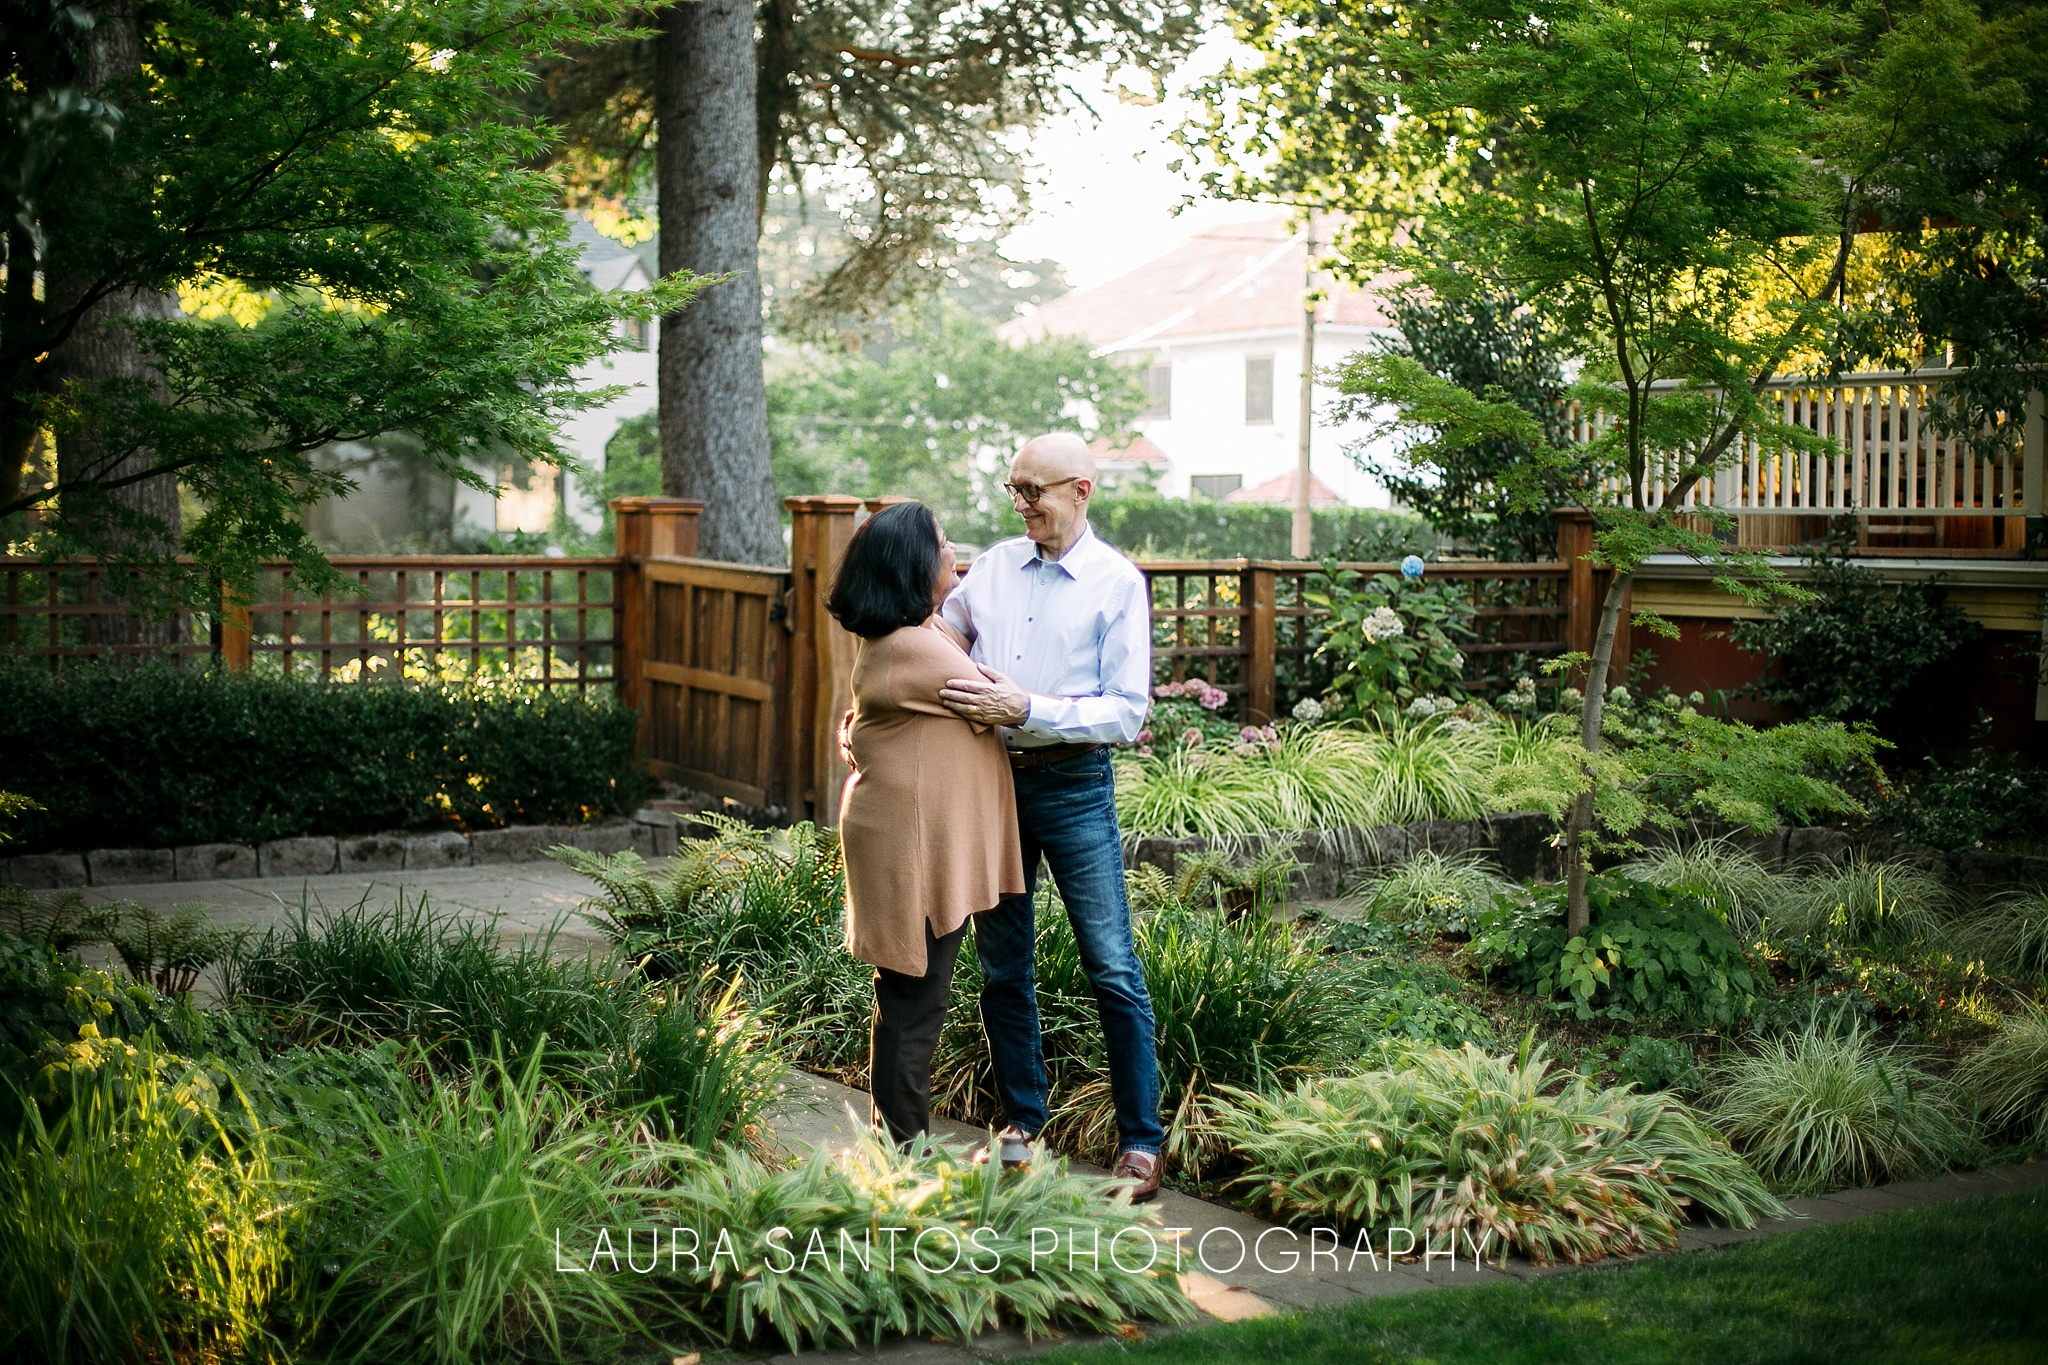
[973,747,1163,1155]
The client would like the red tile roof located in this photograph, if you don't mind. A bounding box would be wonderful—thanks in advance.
[1091,433,1170,465]
[1007,214,1395,349]
[1228,468,1345,507]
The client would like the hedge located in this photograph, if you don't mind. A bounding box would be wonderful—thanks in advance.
[0,664,647,853]
[1084,493,1435,561]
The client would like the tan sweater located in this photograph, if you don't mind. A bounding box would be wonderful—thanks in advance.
[839,618,1025,975]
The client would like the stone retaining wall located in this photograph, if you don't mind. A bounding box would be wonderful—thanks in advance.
[1,809,685,890]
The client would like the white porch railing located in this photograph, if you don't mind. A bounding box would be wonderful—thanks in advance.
[1579,368,2045,516]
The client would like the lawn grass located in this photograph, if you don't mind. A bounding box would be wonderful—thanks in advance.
[1039,1186,2048,1365]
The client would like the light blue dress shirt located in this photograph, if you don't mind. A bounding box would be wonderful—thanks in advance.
[939,524,1153,749]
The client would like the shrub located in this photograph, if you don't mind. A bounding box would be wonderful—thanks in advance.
[1706,1025,1976,1195]
[1962,888,2048,980]
[0,928,179,1132]
[1617,837,1785,938]
[1465,876,1763,1027]
[0,1042,296,1365]
[1087,491,1430,561]
[307,1049,1191,1359]
[1957,1001,2048,1143]
[1305,569,1476,724]
[595,974,786,1152]
[1875,749,2048,852]
[1210,1041,1785,1266]
[560,820,871,1074]
[222,892,638,1071]
[1611,1035,1704,1096]
[1351,850,1509,934]
[1777,855,1950,951]
[0,661,645,851]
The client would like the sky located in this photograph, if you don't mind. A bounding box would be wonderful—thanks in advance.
[1000,39,1270,293]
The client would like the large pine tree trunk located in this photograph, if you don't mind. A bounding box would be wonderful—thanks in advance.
[655,0,782,566]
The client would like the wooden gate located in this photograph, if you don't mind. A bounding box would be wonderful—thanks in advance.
[636,557,787,808]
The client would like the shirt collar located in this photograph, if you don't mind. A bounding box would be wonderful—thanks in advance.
[1021,523,1104,581]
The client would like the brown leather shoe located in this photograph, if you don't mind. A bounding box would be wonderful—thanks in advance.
[1112,1149,1161,1203]
[971,1124,1035,1171]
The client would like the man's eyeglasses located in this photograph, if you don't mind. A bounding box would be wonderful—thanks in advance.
[1003,476,1081,505]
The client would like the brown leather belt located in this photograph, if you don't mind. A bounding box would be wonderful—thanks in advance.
[1006,742,1104,770]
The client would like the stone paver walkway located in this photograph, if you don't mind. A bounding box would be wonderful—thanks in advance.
[122,861,2048,1361]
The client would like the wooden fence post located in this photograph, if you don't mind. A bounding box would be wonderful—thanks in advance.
[611,497,704,755]
[216,577,252,673]
[1244,562,1278,723]
[785,495,862,827]
[1555,507,1629,679]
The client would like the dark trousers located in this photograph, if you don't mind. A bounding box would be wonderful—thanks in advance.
[869,921,967,1145]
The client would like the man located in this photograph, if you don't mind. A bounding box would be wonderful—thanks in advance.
[937,432,1165,1201]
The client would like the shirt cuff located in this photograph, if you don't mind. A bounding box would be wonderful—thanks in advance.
[1015,694,1062,739]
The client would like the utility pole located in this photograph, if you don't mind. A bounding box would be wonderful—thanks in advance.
[1290,215,1318,559]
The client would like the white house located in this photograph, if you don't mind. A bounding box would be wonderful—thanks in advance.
[454,215,661,538]
[1006,213,1396,507]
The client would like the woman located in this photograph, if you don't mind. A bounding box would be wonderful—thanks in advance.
[827,501,1026,1145]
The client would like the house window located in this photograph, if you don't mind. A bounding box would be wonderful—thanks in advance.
[1190,474,1243,499]
[1140,353,1172,418]
[620,316,651,350]
[1244,355,1274,424]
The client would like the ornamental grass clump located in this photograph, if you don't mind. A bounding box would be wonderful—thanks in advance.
[1351,850,1510,934]
[1956,1000,2048,1142]
[1777,855,1950,951]
[1961,887,2048,981]
[306,1048,1191,1359]
[1209,1040,1784,1266]
[1705,1025,1976,1196]
[558,819,871,1073]
[0,1040,297,1365]
[1617,837,1786,938]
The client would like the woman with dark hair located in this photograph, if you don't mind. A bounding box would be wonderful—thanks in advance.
[828,501,1025,1145]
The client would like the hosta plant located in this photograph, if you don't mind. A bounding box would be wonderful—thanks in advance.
[1210,1040,1784,1266]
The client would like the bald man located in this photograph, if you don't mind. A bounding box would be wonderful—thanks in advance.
[938,434,1164,1200]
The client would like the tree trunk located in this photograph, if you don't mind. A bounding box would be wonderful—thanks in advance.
[655,0,783,566]
[1563,566,1636,935]
[43,1,182,645]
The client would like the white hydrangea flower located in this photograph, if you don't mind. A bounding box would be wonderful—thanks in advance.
[1561,686,1585,707]
[1449,652,1466,672]
[1607,685,1632,707]
[1406,695,1439,720]
[1291,697,1326,723]
[1362,606,1406,642]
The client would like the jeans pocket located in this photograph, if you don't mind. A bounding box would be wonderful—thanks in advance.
[1043,749,1110,780]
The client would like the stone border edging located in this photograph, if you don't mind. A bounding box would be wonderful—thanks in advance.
[1,809,687,890]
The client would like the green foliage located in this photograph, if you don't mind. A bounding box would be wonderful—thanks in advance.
[1963,889,2048,981]
[1617,837,1785,939]
[1958,1001,2048,1143]
[0,662,646,850]
[222,893,639,1072]
[5,0,696,595]
[1113,718,1501,843]
[1610,1036,1704,1097]
[1465,877,1763,1027]
[107,904,240,996]
[1063,876,1350,1173]
[1355,285,1575,561]
[1350,850,1510,936]
[305,1047,696,1364]
[767,306,1148,542]
[1491,699,1884,857]
[0,1041,296,1365]
[1306,569,1475,724]
[1729,525,1982,723]
[0,926,176,1127]
[1142,677,1245,752]
[559,820,870,1074]
[1210,1042,1785,1266]
[1090,493,1432,563]
[1876,749,2048,853]
[1776,856,1951,953]
[595,974,786,1153]
[1706,1025,1977,1196]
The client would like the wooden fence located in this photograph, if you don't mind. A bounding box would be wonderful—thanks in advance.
[1,497,1602,824]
